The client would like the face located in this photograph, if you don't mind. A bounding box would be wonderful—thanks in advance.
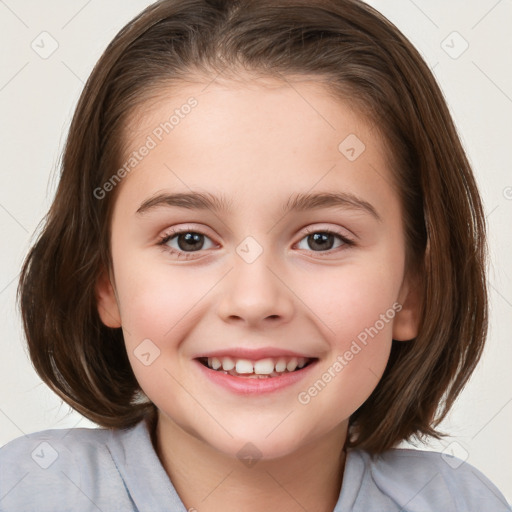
[97,76,419,460]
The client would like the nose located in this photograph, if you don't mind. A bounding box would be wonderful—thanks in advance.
[216,248,295,328]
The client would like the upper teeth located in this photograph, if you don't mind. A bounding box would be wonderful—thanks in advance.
[206,356,309,374]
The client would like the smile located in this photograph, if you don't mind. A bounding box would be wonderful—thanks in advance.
[197,356,316,379]
[194,355,318,395]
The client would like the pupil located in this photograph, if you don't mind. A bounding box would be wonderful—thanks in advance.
[178,232,203,251]
[309,233,334,251]
[176,232,334,252]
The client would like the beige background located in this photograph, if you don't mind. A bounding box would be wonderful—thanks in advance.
[1,0,511,502]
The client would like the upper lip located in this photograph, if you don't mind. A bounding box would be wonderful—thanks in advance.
[194,347,317,361]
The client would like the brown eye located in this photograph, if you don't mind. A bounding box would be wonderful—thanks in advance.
[296,229,353,253]
[160,230,215,253]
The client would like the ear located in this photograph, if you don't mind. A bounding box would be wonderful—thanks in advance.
[95,265,122,328]
[392,272,422,341]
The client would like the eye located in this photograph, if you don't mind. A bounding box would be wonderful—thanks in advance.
[158,228,216,258]
[296,228,354,254]
[157,226,355,260]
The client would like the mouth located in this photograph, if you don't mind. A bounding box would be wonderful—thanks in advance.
[196,356,317,379]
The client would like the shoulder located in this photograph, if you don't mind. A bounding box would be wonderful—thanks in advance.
[351,447,511,511]
[0,425,135,512]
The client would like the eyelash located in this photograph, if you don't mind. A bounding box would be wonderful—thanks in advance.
[157,226,355,260]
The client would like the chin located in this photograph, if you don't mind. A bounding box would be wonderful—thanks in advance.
[202,421,311,463]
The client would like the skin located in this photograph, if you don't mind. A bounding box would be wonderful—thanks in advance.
[96,75,420,512]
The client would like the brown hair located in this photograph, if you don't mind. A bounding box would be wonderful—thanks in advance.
[18,0,487,452]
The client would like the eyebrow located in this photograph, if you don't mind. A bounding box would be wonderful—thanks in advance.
[136,191,381,221]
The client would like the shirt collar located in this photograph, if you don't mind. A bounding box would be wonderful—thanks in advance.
[106,415,364,512]
[106,416,189,512]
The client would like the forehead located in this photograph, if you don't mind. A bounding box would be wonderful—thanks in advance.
[125,75,377,154]
[113,76,397,218]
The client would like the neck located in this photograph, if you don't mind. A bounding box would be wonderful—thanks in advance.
[153,414,348,512]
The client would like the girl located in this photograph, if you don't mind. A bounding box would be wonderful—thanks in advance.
[1,0,510,511]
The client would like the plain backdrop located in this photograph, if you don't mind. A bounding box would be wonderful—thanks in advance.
[1,0,511,503]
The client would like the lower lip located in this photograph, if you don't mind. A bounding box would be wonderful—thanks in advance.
[193,359,318,395]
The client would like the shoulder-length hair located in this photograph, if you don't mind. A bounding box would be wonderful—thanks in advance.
[18,0,487,453]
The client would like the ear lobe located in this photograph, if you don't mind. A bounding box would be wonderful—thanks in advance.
[392,273,422,342]
[95,266,122,328]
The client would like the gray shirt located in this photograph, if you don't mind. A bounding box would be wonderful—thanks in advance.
[1,417,510,511]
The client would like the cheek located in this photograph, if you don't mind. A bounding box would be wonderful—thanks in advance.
[295,293,396,427]
[296,256,402,341]
[113,255,223,368]
[291,255,401,412]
